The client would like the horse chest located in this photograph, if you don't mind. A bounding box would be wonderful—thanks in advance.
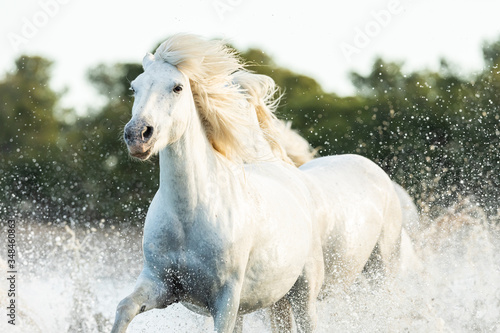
[143,211,248,302]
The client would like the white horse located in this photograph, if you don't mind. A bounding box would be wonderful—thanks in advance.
[111,34,403,333]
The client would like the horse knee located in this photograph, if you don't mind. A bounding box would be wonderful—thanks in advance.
[111,296,142,333]
[111,274,171,333]
[117,296,141,320]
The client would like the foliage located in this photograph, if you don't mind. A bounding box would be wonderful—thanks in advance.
[0,56,62,220]
[242,47,499,212]
[1,38,499,223]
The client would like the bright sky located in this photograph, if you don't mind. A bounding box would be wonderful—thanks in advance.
[1,0,500,114]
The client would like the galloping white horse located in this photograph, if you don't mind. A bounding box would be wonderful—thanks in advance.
[111,34,403,333]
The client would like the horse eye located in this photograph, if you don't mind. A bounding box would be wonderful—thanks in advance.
[129,86,136,94]
[173,84,183,93]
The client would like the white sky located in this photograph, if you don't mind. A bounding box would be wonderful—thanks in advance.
[1,0,500,114]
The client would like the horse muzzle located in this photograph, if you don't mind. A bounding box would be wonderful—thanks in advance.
[124,120,155,160]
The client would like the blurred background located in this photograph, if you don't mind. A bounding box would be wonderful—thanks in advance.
[1,1,500,332]
[1,0,499,223]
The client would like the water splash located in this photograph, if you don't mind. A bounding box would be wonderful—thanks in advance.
[1,199,499,332]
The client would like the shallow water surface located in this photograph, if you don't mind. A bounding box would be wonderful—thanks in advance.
[1,201,499,332]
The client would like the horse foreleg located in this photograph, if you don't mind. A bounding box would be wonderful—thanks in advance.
[111,270,170,333]
[211,281,243,333]
[269,298,293,333]
[232,314,244,333]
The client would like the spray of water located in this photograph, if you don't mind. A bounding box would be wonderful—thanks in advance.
[1,198,499,332]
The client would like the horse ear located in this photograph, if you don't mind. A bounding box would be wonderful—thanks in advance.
[143,53,155,70]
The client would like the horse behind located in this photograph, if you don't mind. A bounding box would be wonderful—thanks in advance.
[111,34,404,333]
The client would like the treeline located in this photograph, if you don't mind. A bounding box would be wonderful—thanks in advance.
[1,38,499,223]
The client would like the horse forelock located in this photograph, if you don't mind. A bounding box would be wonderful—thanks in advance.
[153,33,291,164]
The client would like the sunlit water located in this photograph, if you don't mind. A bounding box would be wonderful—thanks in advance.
[1,199,499,332]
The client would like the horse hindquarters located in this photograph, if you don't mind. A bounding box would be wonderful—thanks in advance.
[301,155,403,288]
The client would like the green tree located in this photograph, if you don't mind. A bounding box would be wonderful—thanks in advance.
[0,56,65,219]
[70,62,157,222]
[0,56,60,158]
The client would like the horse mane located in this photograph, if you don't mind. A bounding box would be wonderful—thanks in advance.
[272,119,317,167]
[230,70,293,164]
[154,33,290,164]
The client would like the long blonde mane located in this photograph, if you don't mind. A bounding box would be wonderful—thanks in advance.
[154,33,289,163]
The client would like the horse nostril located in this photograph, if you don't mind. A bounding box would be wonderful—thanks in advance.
[142,126,154,141]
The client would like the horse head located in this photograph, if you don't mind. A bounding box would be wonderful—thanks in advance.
[124,53,192,160]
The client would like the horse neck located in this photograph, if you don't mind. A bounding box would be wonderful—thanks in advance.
[158,101,235,214]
